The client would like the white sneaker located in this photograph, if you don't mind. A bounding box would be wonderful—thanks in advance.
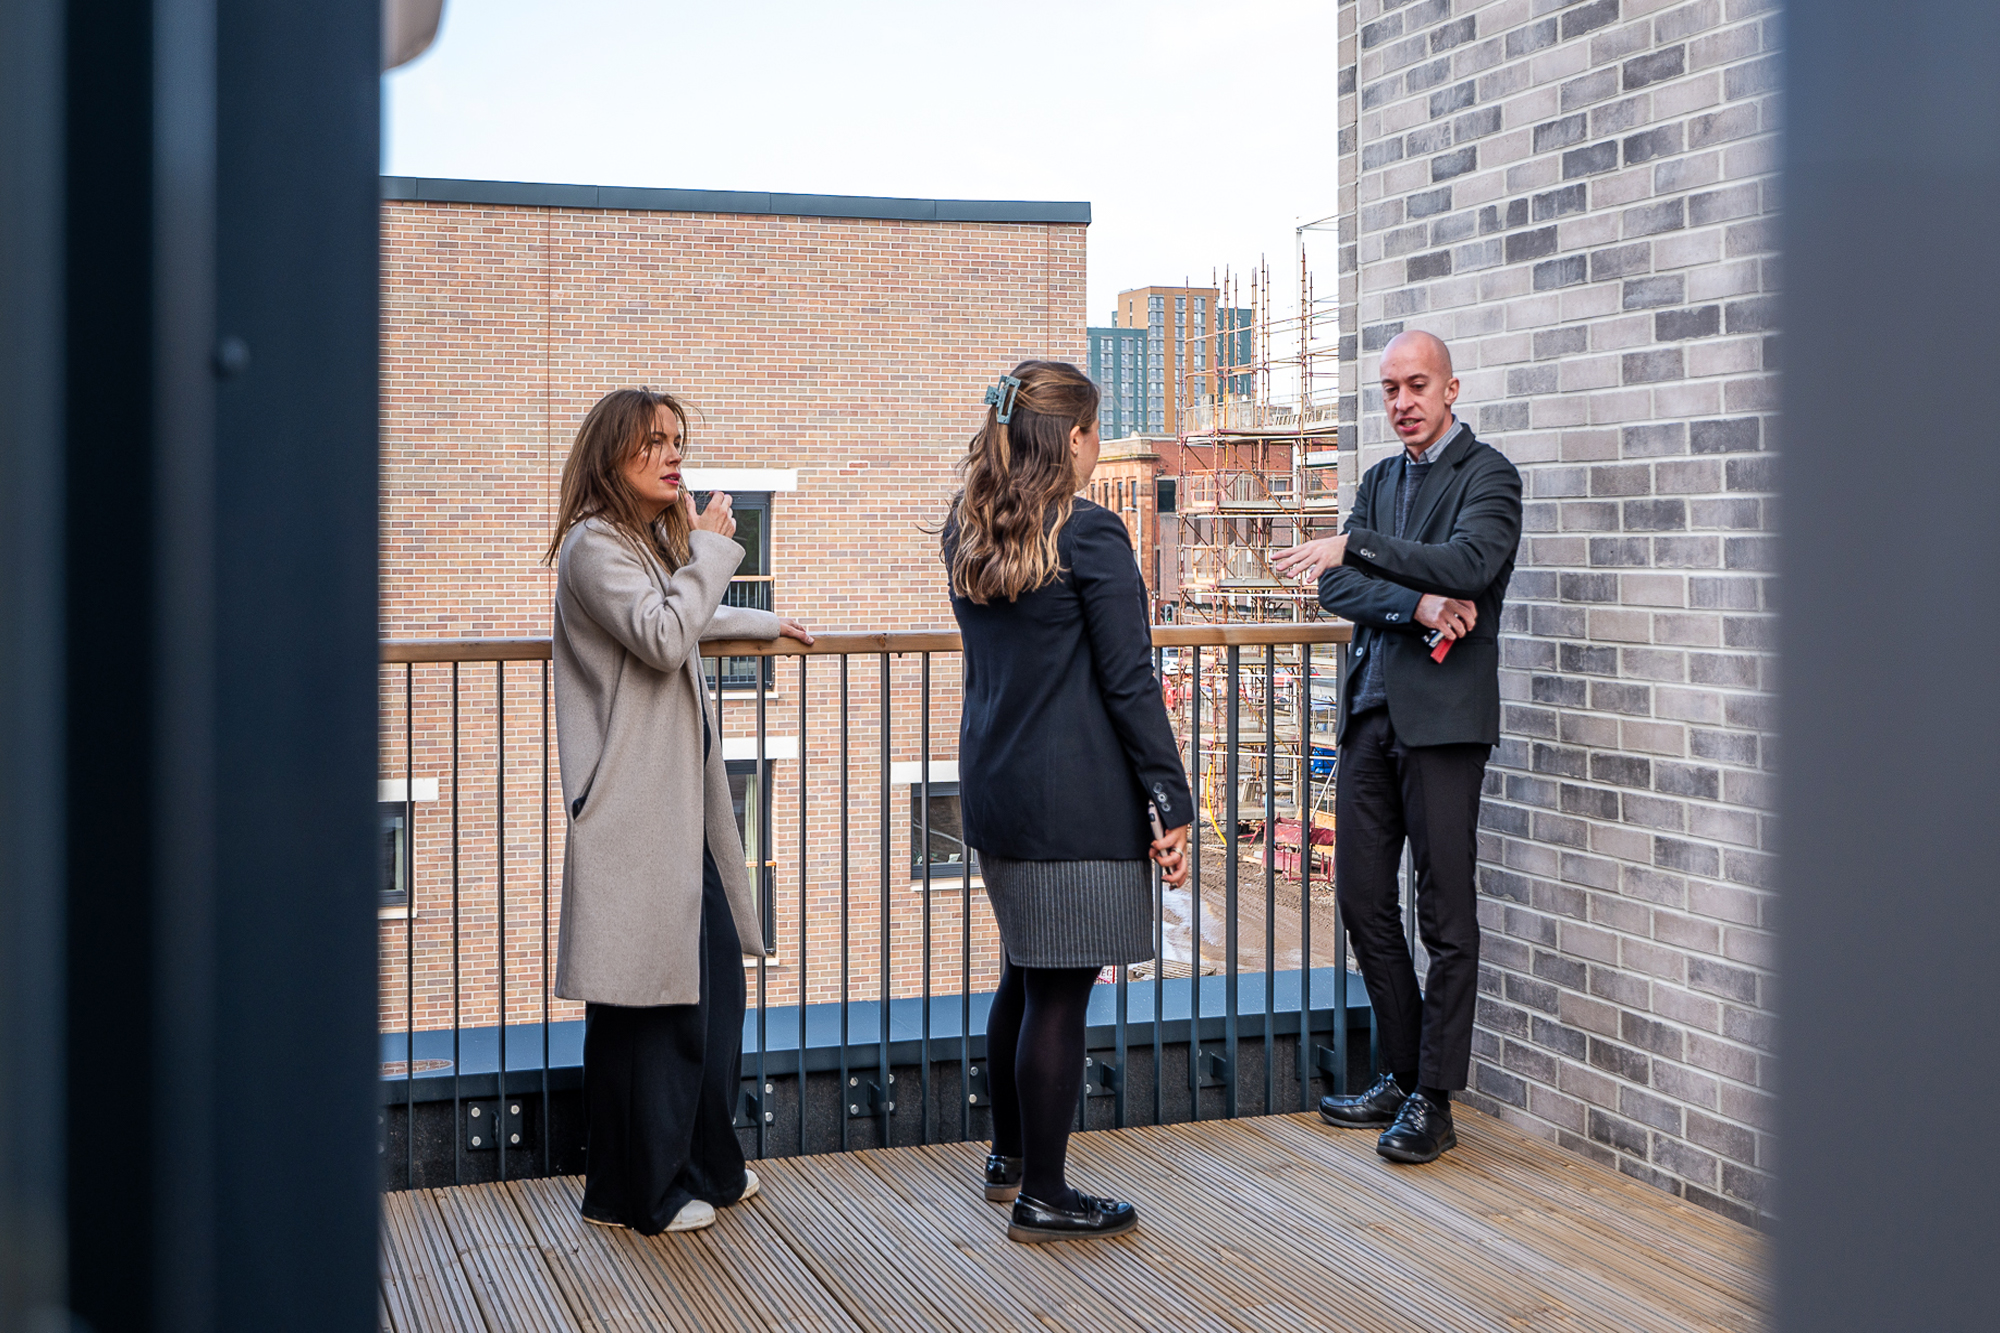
[664,1199,716,1233]
[736,1168,760,1203]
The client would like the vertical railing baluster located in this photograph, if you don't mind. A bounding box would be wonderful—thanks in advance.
[877,653,891,1140]
[451,661,462,1185]
[839,654,851,1152]
[1263,646,1277,1116]
[1299,642,1316,1110]
[540,658,551,1169]
[1153,640,1165,1128]
[797,655,808,1157]
[919,653,932,1146]
[960,651,971,1142]
[755,648,769,1160]
[1334,640,1352,1092]
[497,661,508,1182]
[403,663,415,1186]
[1188,645,1202,1122]
[1224,644,1240,1120]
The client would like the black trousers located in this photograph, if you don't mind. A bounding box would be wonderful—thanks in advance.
[1334,707,1490,1090]
[580,843,747,1234]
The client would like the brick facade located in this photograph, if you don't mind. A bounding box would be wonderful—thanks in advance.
[378,190,1088,1033]
[1335,0,1780,1225]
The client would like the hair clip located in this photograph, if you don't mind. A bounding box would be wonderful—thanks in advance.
[983,373,1023,424]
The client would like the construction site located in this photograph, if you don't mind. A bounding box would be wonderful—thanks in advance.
[1124,245,1354,979]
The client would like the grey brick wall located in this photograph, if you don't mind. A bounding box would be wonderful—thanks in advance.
[1334,0,1779,1226]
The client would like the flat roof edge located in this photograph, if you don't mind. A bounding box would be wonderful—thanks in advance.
[380,176,1089,225]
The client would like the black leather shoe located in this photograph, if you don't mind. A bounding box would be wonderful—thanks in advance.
[982,1154,1024,1202]
[1319,1072,1407,1127]
[1007,1190,1139,1243]
[1376,1091,1456,1164]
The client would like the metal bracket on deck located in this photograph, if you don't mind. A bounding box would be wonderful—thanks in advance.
[1197,1049,1232,1088]
[1085,1058,1122,1098]
[464,1099,525,1152]
[847,1072,895,1118]
[735,1079,775,1130]
[965,1063,991,1108]
[1315,1044,1348,1089]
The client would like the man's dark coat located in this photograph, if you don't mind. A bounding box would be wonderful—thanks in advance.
[1319,425,1523,747]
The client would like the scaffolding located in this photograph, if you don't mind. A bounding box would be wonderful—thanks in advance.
[1171,251,1342,626]
[1161,244,1343,834]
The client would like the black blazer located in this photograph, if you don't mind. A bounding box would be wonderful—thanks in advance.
[946,500,1193,860]
[1318,425,1522,748]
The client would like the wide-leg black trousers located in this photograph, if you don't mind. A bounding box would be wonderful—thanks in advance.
[1334,707,1490,1090]
[579,843,747,1234]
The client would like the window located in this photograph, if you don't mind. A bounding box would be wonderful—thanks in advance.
[726,759,775,927]
[1175,296,1186,313]
[910,782,975,880]
[378,802,410,909]
[703,492,773,691]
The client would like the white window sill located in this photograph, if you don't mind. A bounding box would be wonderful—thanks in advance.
[911,876,982,893]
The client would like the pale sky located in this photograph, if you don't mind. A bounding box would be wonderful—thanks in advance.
[383,0,1341,328]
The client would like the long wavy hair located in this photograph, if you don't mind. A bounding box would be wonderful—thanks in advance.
[947,360,1100,603]
[543,387,696,571]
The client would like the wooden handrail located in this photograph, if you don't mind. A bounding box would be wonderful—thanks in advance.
[381,637,554,663]
[381,622,1351,664]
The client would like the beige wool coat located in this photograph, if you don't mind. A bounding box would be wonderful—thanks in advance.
[551,518,780,1007]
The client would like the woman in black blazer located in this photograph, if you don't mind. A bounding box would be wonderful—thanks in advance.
[942,359,1193,1243]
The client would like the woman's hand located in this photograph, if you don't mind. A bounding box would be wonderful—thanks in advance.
[1272,534,1347,583]
[778,617,814,646]
[688,490,736,539]
[1151,822,1192,888]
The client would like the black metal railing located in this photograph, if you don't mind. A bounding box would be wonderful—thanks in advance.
[377,620,1361,1187]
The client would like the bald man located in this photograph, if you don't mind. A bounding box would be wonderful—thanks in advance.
[1274,331,1521,1164]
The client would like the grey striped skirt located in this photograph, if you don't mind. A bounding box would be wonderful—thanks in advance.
[978,854,1155,969]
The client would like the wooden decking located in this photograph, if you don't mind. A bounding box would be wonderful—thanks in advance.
[379,1107,1766,1332]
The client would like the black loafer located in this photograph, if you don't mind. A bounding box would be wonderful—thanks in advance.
[982,1154,1024,1202]
[1007,1190,1138,1243]
[1319,1072,1407,1127]
[1377,1090,1456,1164]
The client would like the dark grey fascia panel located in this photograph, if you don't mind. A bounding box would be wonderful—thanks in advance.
[596,184,770,214]
[412,177,599,207]
[380,176,1090,225]
[936,199,1091,224]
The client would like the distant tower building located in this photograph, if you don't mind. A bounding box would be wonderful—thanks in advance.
[1109,285,1223,438]
[1217,304,1255,400]
[1085,323,1154,441]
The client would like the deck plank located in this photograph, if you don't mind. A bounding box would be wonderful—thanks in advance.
[382,1107,1767,1333]
[380,1189,489,1333]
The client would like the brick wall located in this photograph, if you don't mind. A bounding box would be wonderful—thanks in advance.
[1334,0,1779,1225]
[379,196,1088,1030]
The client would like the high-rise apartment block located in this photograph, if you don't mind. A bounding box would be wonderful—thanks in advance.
[1111,285,1214,438]
[1085,324,1154,440]
[1088,285,1257,438]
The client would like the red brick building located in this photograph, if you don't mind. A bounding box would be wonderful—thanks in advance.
[376,177,1089,1033]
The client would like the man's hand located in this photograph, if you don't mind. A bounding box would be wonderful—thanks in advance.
[1272,534,1348,583]
[778,617,814,646]
[1151,823,1191,887]
[1416,595,1478,640]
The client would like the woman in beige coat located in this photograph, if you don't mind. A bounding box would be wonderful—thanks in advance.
[546,387,812,1236]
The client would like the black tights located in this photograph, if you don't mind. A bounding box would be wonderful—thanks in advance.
[985,959,1100,1205]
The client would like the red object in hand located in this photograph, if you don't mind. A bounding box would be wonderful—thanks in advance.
[1425,629,1454,663]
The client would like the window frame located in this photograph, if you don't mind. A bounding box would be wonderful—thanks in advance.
[909,780,977,883]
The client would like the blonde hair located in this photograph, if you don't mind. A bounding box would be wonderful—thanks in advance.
[947,360,1100,603]
[544,387,695,571]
